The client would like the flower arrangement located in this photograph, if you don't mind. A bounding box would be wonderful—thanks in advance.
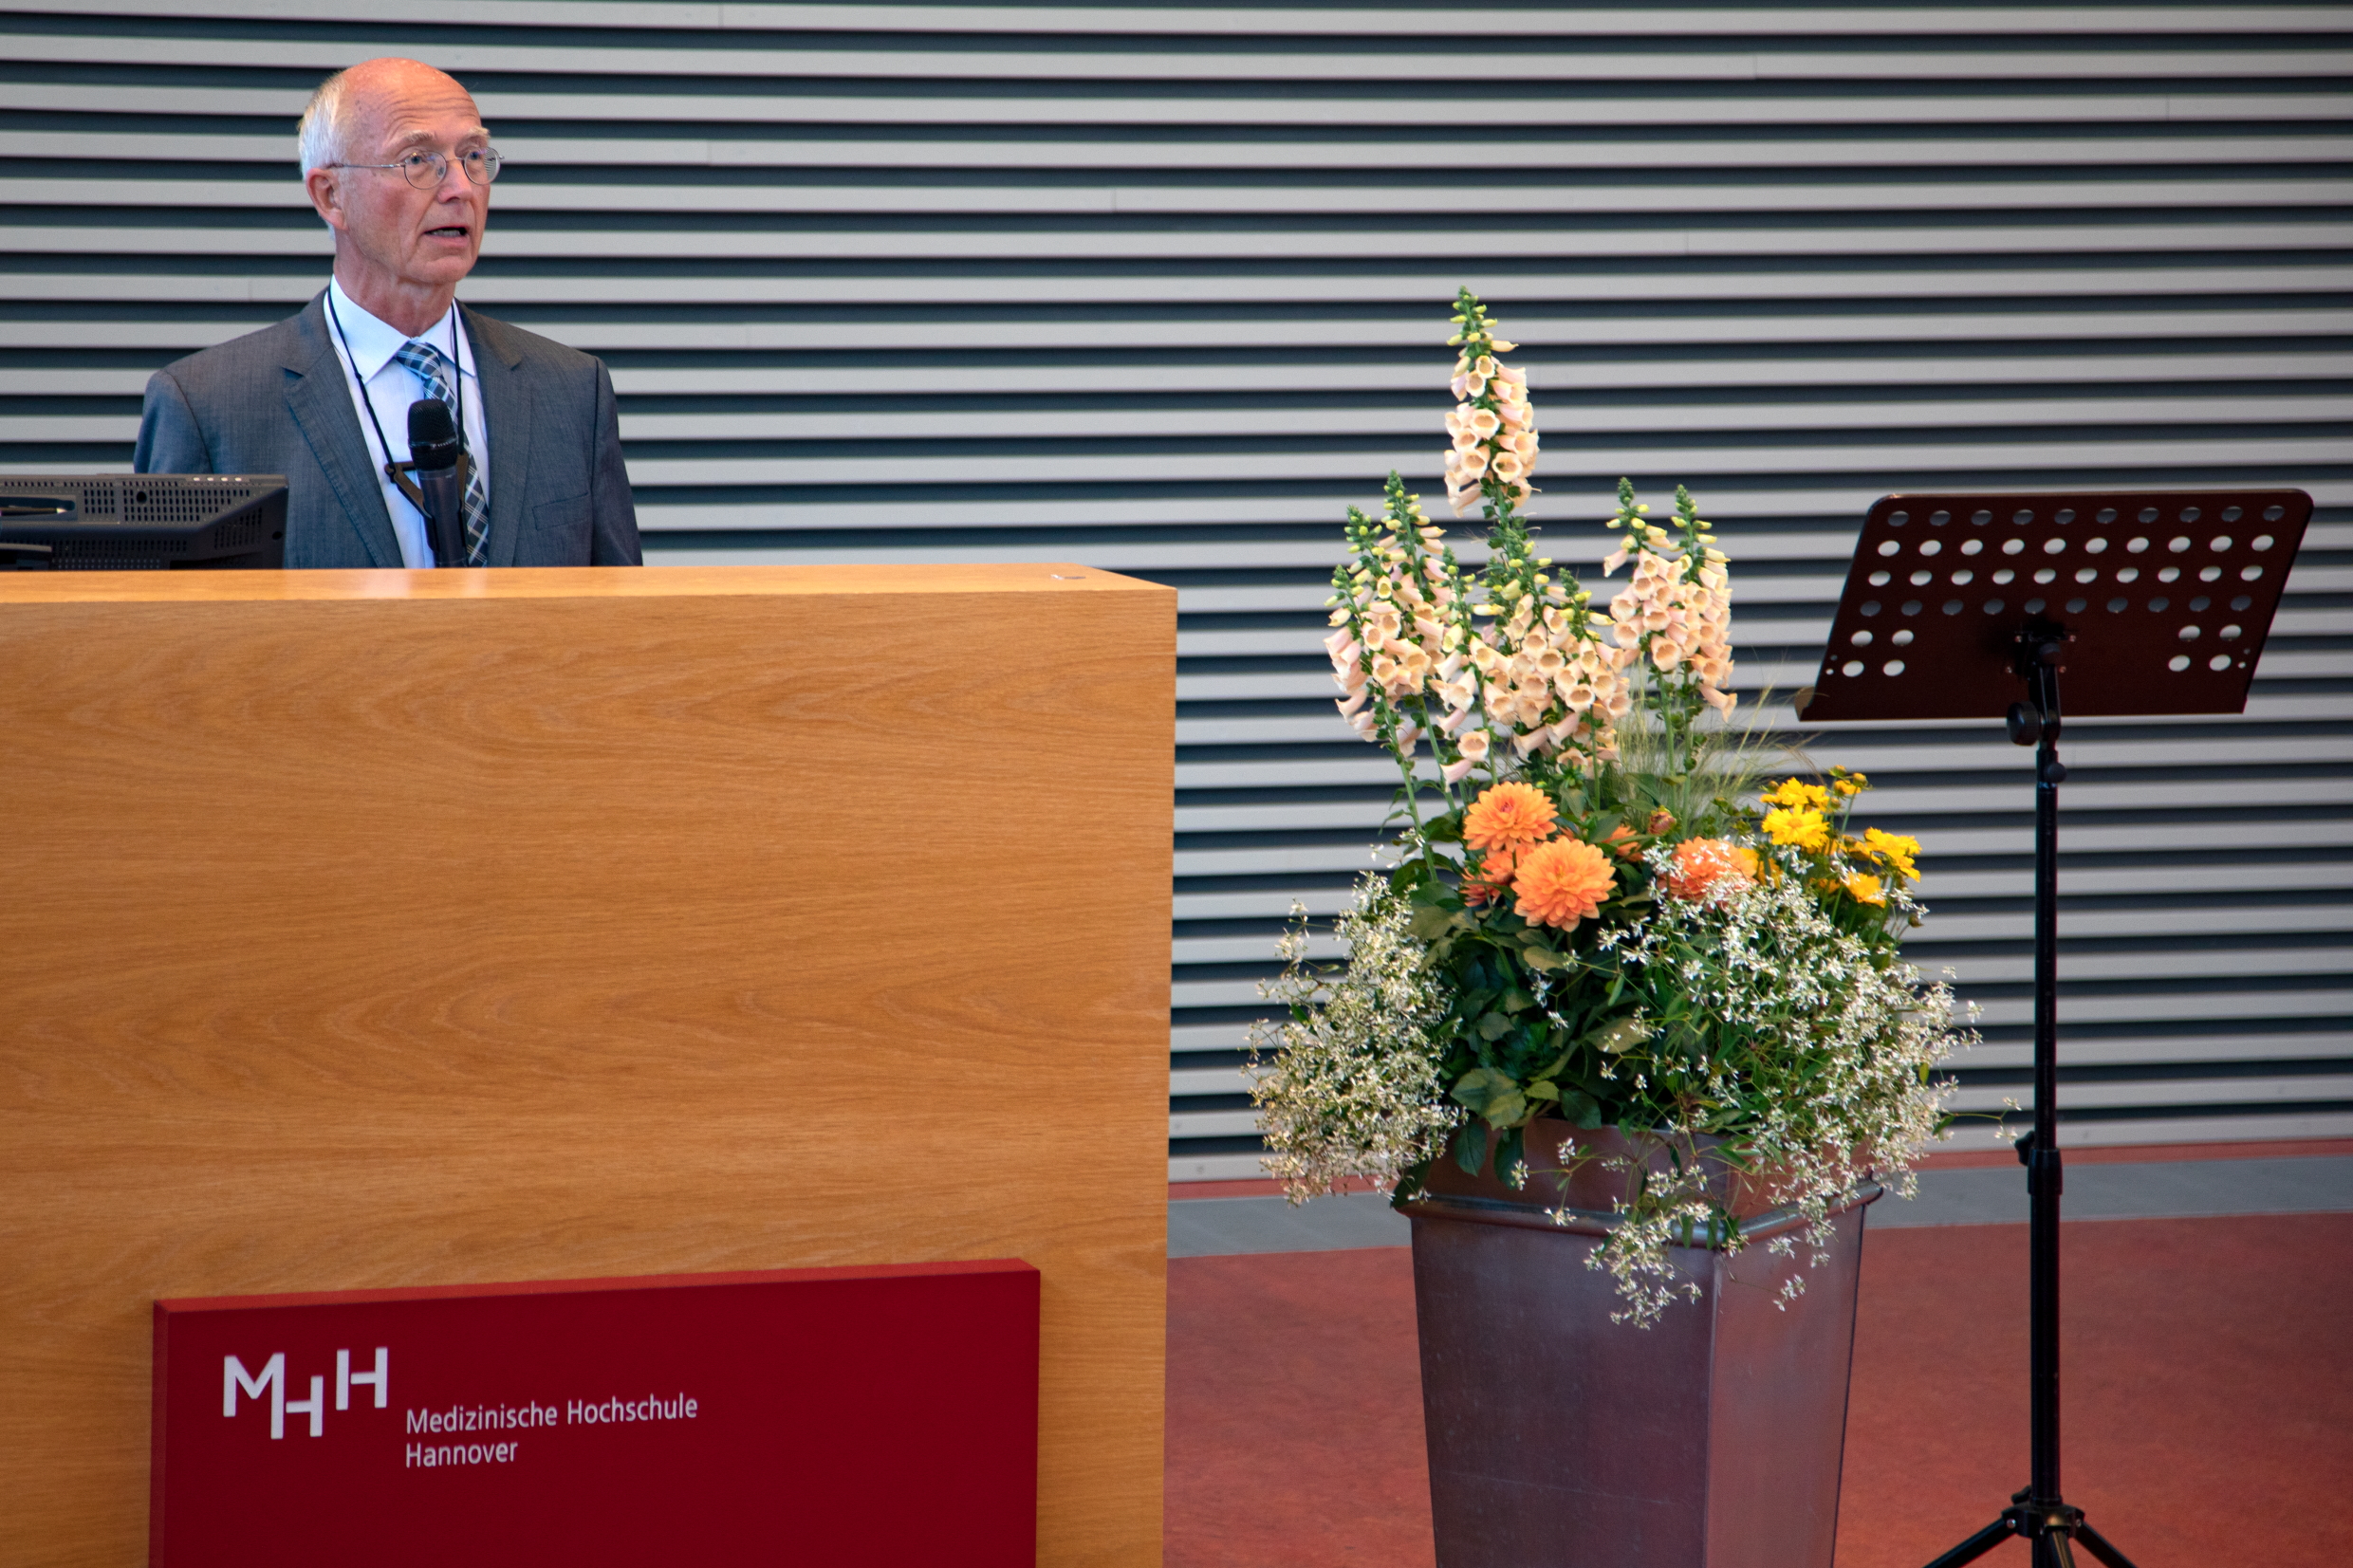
[1252,289,1973,1325]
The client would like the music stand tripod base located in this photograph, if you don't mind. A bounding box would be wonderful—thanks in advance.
[1797,489,2312,1568]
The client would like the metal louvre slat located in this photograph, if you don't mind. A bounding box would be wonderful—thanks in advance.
[0,4,2344,1181]
[18,176,2353,212]
[10,437,2349,483]
[16,4,2351,35]
[5,272,2353,307]
[9,82,2353,124]
[61,357,2353,396]
[8,318,2348,367]
[17,131,2353,169]
[9,226,2353,260]
[0,396,2299,441]
[9,28,2352,79]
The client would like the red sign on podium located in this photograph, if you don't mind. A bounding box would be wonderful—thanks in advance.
[151,1260,1040,1566]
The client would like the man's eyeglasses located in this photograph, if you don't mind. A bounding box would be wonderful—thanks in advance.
[331,148,503,190]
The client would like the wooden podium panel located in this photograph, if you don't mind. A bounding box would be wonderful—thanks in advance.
[0,564,1176,1565]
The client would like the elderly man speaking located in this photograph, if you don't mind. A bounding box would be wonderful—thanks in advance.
[135,59,639,568]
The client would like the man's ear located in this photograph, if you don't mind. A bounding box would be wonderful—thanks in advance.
[306,167,345,232]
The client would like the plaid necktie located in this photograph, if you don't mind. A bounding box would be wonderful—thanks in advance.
[392,339,491,566]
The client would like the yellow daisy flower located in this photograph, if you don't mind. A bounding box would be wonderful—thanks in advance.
[1843,872,1887,906]
[1862,827,1921,881]
[1760,778,1831,812]
[1762,805,1830,853]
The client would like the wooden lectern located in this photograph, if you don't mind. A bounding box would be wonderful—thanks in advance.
[0,564,1176,1565]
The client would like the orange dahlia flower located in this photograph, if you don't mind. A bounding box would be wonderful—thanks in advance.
[1463,781,1557,852]
[1665,838,1759,902]
[1461,845,1522,907]
[1512,838,1617,929]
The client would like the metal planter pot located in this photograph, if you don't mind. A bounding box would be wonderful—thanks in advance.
[1403,1124,1879,1568]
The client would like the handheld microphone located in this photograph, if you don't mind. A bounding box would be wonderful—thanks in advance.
[406,398,469,568]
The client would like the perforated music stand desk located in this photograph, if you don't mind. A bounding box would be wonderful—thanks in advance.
[1796,489,2312,1568]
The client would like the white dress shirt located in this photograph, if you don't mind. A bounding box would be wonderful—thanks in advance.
[322,277,491,568]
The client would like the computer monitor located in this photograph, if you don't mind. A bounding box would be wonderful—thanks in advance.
[0,475,287,570]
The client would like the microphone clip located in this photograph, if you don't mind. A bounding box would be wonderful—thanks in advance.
[385,450,474,566]
[384,450,472,519]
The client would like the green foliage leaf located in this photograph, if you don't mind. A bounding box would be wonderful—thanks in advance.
[1589,1016,1652,1056]
[1493,1126,1528,1188]
[1558,1089,1604,1129]
[1392,1154,1434,1206]
[1451,1066,1529,1128]
[1529,1039,1578,1083]
[1476,1011,1514,1042]
[1519,943,1566,973]
[1393,859,1443,899]
[1409,904,1457,942]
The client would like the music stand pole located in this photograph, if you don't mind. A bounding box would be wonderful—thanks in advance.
[2024,640,2066,1552]
[1794,488,2312,1568]
[1920,630,2135,1568]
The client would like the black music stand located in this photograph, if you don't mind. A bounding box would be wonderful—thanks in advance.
[1796,489,2312,1568]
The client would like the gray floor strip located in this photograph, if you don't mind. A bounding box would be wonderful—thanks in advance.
[1167,1156,2353,1259]
[1168,1191,1413,1258]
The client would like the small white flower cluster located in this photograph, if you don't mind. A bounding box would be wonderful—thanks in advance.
[1251,880,1462,1200]
[1584,1202,1719,1325]
[1581,856,1966,1325]
[1442,347,1538,517]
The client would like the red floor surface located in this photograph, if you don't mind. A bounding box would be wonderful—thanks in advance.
[1166,1212,2353,1566]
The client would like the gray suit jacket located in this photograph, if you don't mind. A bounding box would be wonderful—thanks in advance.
[134,292,641,568]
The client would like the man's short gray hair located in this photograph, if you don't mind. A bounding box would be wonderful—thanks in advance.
[296,68,354,175]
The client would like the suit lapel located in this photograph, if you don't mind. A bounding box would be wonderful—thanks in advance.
[465,307,533,568]
[281,294,402,569]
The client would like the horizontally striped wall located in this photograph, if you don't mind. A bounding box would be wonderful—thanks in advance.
[0,3,2345,1180]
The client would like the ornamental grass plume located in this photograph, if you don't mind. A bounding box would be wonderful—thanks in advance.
[1262,289,1973,1326]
